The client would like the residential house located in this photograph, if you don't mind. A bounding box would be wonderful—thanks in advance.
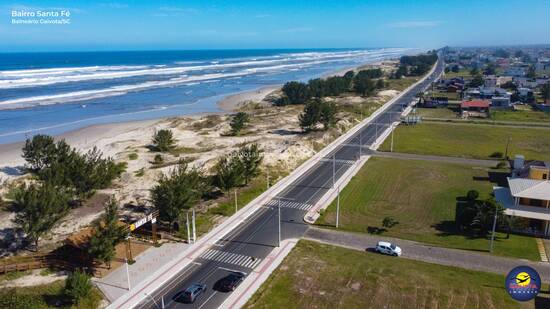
[484,75,498,88]
[494,156,550,236]
[491,96,511,108]
[505,66,526,77]
[461,100,490,117]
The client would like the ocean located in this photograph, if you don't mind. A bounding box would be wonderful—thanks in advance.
[0,48,413,144]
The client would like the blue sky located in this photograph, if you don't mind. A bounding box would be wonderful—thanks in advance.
[1,0,549,52]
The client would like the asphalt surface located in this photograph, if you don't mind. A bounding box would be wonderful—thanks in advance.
[137,56,445,309]
[304,227,550,282]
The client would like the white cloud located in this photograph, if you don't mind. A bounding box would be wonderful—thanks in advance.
[387,20,441,28]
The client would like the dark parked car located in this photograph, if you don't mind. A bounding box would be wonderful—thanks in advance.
[214,272,246,292]
[174,283,206,304]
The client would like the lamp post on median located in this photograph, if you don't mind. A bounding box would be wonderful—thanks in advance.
[489,210,498,253]
[235,189,238,214]
[336,185,340,229]
[277,199,281,247]
[332,153,336,188]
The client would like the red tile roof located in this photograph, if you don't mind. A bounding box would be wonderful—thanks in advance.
[461,100,490,108]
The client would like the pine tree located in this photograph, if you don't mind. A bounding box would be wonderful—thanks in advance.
[214,155,245,193]
[299,100,321,132]
[150,162,203,229]
[88,198,125,268]
[13,182,70,251]
[64,270,92,304]
[319,102,337,130]
[230,112,250,136]
[152,129,176,152]
[239,143,264,185]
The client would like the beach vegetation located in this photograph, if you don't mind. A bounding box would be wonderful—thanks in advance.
[128,152,138,160]
[88,198,125,268]
[152,129,176,152]
[154,154,164,165]
[299,99,337,132]
[150,162,205,229]
[239,143,264,185]
[281,81,310,105]
[229,112,250,136]
[13,181,70,251]
[64,270,92,305]
[213,154,245,192]
[398,53,437,77]
[353,71,376,96]
[21,135,124,200]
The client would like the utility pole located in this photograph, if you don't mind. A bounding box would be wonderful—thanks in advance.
[490,210,498,253]
[192,208,196,243]
[504,137,511,160]
[336,185,340,229]
[125,258,131,291]
[186,212,191,244]
[359,129,362,157]
[332,153,336,188]
[161,296,165,309]
[235,189,238,213]
[266,169,270,190]
[390,125,395,153]
[278,199,281,247]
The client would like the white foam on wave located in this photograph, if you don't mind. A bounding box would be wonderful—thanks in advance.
[0,49,408,89]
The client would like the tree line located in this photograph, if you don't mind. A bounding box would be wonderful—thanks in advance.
[11,135,126,251]
[150,142,264,230]
[278,68,385,106]
[395,53,438,78]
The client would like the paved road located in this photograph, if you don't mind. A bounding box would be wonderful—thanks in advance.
[137,56,446,309]
[371,151,502,167]
[304,227,550,282]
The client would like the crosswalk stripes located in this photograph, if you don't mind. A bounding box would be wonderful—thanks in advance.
[199,249,262,269]
[319,158,355,165]
[264,199,314,211]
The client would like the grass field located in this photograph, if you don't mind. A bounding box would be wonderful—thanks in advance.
[318,157,539,260]
[417,107,459,118]
[491,109,550,123]
[245,240,537,309]
[443,69,473,79]
[379,122,550,161]
[0,280,102,309]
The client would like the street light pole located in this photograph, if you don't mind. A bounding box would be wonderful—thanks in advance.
[125,258,131,291]
[332,153,336,188]
[235,189,238,214]
[490,210,498,253]
[266,169,270,190]
[336,185,340,229]
[192,208,196,244]
[186,212,191,244]
[278,199,281,247]
[390,125,395,153]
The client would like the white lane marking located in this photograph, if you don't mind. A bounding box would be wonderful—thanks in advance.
[264,199,314,211]
[218,266,247,275]
[198,291,218,309]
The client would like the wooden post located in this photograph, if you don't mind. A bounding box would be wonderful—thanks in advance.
[126,237,133,263]
[152,222,158,245]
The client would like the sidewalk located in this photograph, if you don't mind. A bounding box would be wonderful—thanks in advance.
[95,241,190,302]
[304,227,550,282]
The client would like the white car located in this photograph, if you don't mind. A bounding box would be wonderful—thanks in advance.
[375,241,402,256]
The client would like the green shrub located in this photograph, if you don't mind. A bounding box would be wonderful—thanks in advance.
[489,151,503,158]
[64,270,92,305]
[128,153,138,160]
[154,154,164,165]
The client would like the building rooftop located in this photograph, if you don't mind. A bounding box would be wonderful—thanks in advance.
[508,177,550,200]
[461,100,490,108]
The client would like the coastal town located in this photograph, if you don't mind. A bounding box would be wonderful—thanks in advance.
[0,45,549,308]
[1,1,550,308]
